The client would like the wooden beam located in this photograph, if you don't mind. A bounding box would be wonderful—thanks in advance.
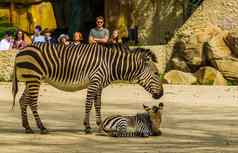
[9,0,14,25]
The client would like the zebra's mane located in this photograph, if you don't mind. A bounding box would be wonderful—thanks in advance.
[107,44,158,63]
[130,47,158,63]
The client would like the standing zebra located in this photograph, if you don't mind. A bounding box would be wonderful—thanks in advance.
[102,103,164,137]
[12,42,163,134]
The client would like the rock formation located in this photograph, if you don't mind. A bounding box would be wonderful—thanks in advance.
[163,0,238,85]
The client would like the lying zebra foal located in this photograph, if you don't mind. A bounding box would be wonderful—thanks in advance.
[101,103,164,137]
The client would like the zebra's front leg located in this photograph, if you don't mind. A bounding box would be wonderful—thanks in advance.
[84,80,100,133]
[94,88,102,132]
[84,90,96,133]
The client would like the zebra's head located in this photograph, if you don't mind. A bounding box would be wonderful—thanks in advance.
[136,48,163,99]
[143,102,164,136]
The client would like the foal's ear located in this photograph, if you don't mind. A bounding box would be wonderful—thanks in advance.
[144,50,158,63]
[143,104,151,111]
[152,106,159,113]
[158,102,164,110]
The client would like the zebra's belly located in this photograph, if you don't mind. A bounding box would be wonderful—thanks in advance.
[45,79,90,92]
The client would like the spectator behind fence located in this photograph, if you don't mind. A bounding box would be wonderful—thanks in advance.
[109,29,122,44]
[57,34,70,45]
[43,28,55,43]
[13,29,27,49]
[32,25,46,43]
[89,16,109,45]
[73,32,83,45]
[0,31,14,51]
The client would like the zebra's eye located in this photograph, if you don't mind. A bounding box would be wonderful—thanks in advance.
[154,72,159,76]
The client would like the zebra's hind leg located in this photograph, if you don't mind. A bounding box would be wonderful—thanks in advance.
[27,81,48,134]
[19,91,34,134]
[30,104,48,134]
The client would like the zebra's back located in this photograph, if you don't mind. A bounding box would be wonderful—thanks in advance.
[15,43,105,91]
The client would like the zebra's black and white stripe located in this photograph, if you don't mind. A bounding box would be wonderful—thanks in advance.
[102,103,164,137]
[12,42,163,134]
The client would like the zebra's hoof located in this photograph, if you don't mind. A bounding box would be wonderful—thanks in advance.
[85,127,92,134]
[25,128,34,134]
[40,128,49,134]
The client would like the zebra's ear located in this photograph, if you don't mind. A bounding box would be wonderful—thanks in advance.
[144,50,158,63]
[143,104,151,112]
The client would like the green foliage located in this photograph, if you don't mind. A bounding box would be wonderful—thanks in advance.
[227,80,238,86]
[203,80,214,85]
[0,17,17,39]
[160,73,168,84]
[190,0,204,6]
[0,76,6,82]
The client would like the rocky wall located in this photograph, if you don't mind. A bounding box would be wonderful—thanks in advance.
[167,0,238,62]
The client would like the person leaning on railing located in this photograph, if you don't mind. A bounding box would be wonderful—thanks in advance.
[32,25,46,43]
[88,16,109,45]
[13,29,28,49]
[0,31,14,51]
[108,29,122,44]
[73,32,83,45]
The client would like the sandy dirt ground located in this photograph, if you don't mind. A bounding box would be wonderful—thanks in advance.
[0,82,238,153]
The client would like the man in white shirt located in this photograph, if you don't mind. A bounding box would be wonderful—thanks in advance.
[32,25,46,43]
[0,31,13,51]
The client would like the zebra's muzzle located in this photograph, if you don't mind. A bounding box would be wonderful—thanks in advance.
[152,91,163,99]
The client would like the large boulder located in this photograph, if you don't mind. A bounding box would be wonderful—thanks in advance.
[166,0,238,69]
[164,70,197,85]
[194,66,227,85]
[224,28,238,57]
[168,57,191,72]
[210,57,238,81]
[174,24,222,68]
[207,32,238,81]
[207,31,231,59]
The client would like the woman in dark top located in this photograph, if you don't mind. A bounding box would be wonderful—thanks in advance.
[13,29,27,49]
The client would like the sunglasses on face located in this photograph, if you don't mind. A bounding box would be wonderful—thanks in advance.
[97,21,103,24]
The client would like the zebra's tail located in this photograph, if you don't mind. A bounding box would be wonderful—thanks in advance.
[11,60,18,111]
